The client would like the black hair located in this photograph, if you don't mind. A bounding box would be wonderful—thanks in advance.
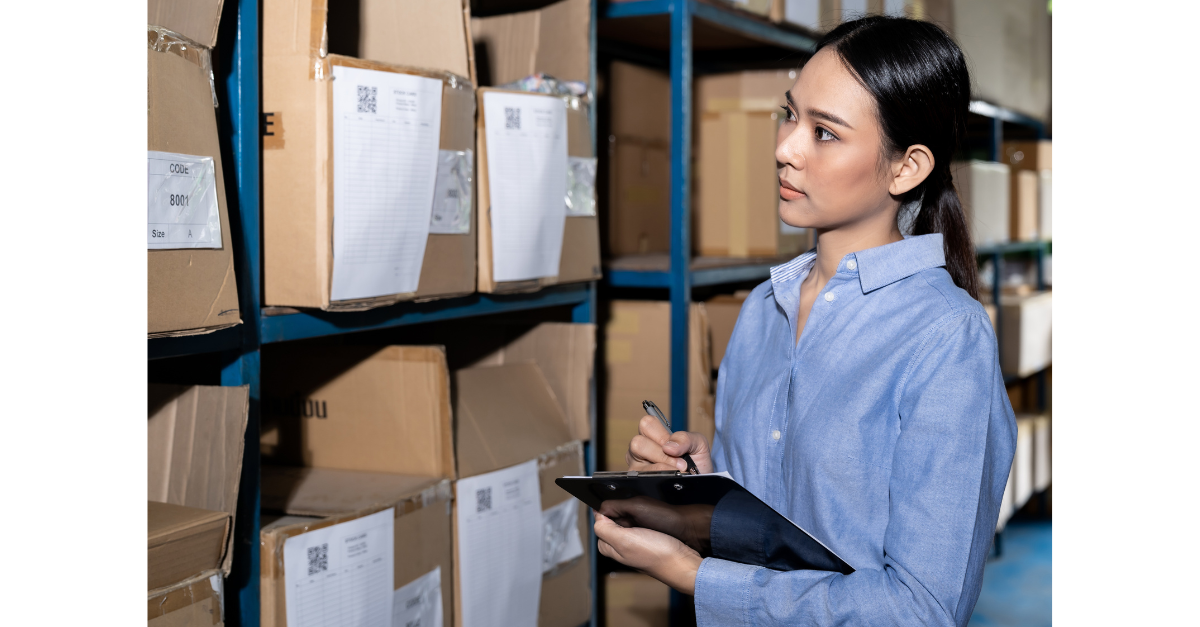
[815,16,980,300]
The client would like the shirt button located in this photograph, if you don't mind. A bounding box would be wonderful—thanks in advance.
[824,291,836,302]
[847,260,857,271]
[771,430,781,441]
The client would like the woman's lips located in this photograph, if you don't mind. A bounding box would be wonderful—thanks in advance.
[779,179,804,201]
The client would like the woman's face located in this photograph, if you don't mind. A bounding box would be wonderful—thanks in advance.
[776,48,897,230]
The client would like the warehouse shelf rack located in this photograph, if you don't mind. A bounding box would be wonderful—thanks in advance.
[148,1,601,626]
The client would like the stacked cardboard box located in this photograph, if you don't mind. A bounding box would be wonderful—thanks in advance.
[604,572,670,627]
[262,0,477,310]
[604,301,714,470]
[258,345,457,627]
[952,160,1010,246]
[776,0,955,34]
[706,291,752,372]
[471,0,601,293]
[607,61,672,257]
[1004,140,1052,241]
[954,0,1051,122]
[999,290,1052,378]
[147,0,241,337]
[148,384,250,625]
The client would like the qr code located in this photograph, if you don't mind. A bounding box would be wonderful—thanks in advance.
[504,107,520,130]
[476,487,493,513]
[357,85,377,113]
[307,543,328,575]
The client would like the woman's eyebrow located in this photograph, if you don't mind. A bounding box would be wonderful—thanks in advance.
[807,107,853,129]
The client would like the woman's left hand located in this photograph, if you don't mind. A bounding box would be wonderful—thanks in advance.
[594,512,704,595]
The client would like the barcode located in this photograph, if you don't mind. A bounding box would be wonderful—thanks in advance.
[357,85,377,113]
[504,107,520,130]
[476,487,492,513]
[307,543,328,575]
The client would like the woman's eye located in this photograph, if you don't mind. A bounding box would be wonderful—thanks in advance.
[815,126,836,141]
[779,106,796,122]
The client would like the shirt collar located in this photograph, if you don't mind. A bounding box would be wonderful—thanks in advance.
[768,233,946,307]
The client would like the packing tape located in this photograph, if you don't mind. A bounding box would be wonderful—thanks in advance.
[147,25,217,108]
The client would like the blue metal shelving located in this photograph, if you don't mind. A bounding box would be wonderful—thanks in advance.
[149,1,600,626]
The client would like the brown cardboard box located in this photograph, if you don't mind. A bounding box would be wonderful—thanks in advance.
[262,0,477,310]
[475,89,601,292]
[999,291,1052,378]
[260,476,455,627]
[952,160,1010,246]
[148,0,223,47]
[608,61,671,256]
[954,0,1050,121]
[149,570,225,627]
[605,572,670,627]
[1010,169,1039,242]
[706,291,751,371]
[149,384,249,582]
[1038,170,1052,241]
[471,0,590,87]
[148,27,242,337]
[260,345,456,479]
[696,70,807,257]
[604,301,714,470]
[454,364,591,627]
[1003,140,1052,172]
[149,501,230,592]
[1033,413,1051,492]
[1014,414,1034,508]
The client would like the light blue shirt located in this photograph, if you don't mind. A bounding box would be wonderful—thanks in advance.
[697,234,1016,626]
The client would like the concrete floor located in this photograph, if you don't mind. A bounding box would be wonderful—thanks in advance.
[968,520,1052,627]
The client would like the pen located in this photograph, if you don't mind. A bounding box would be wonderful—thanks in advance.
[642,400,700,475]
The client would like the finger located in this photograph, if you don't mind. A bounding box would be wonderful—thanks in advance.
[597,539,617,561]
[627,435,679,470]
[638,414,673,445]
[662,431,710,458]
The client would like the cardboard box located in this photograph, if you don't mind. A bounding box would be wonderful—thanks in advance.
[260,476,455,627]
[261,345,456,478]
[779,0,953,33]
[148,0,223,48]
[1033,413,1051,492]
[781,0,841,32]
[148,570,225,627]
[475,89,601,292]
[1038,170,1052,241]
[999,291,1052,378]
[149,501,231,592]
[706,291,751,371]
[149,384,250,584]
[1010,169,1039,242]
[1013,414,1034,509]
[726,0,774,18]
[953,0,1050,121]
[604,301,714,470]
[696,70,810,258]
[1003,140,1052,172]
[148,27,242,337]
[262,0,478,310]
[471,0,590,87]
[605,572,669,627]
[952,160,1010,246]
[454,364,591,627]
[608,61,671,256]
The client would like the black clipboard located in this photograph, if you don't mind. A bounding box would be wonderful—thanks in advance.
[556,471,854,575]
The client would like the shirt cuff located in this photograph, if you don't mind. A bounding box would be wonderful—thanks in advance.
[694,557,763,627]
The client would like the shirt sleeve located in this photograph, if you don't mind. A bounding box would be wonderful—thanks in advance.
[695,312,1017,627]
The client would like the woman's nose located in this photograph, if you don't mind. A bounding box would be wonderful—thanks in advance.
[775,129,806,170]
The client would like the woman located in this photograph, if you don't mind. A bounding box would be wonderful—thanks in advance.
[594,16,1017,626]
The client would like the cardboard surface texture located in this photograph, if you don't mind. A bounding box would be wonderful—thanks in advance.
[149,502,231,592]
[1003,140,1052,172]
[604,301,714,470]
[706,292,751,370]
[262,0,477,309]
[471,0,591,86]
[1014,414,1034,508]
[259,479,455,627]
[1000,291,1052,378]
[149,0,225,47]
[148,384,249,579]
[608,61,671,256]
[605,572,670,627]
[1010,169,1039,242]
[953,0,1050,121]
[952,160,1010,246]
[148,41,242,337]
[261,345,456,479]
[149,570,224,627]
[475,89,600,292]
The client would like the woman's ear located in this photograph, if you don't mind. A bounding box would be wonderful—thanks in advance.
[890,145,935,196]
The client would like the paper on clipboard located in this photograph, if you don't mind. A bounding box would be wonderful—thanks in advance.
[483,91,568,282]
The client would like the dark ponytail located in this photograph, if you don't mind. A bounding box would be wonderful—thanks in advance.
[815,16,980,300]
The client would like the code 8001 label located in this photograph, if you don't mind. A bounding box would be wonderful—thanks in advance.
[147,151,222,249]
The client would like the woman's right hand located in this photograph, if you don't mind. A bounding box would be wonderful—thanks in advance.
[626,414,714,474]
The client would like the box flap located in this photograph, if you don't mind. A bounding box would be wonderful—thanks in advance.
[349,0,473,79]
[455,364,572,478]
[471,0,590,85]
[149,501,230,547]
[148,501,230,592]
[262,465,444,517]
[149,0,225,48]
[148,384,249,576]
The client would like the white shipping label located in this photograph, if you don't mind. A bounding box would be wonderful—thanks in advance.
[565,156,597,217]
[330,66,443,301]
[455,460,543,627]
[393,566,443,627]
[541,499,584,573]
[147,151,222,249]
[429,149,473,234]
[483,92,569,282]
[283,508,395,627]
